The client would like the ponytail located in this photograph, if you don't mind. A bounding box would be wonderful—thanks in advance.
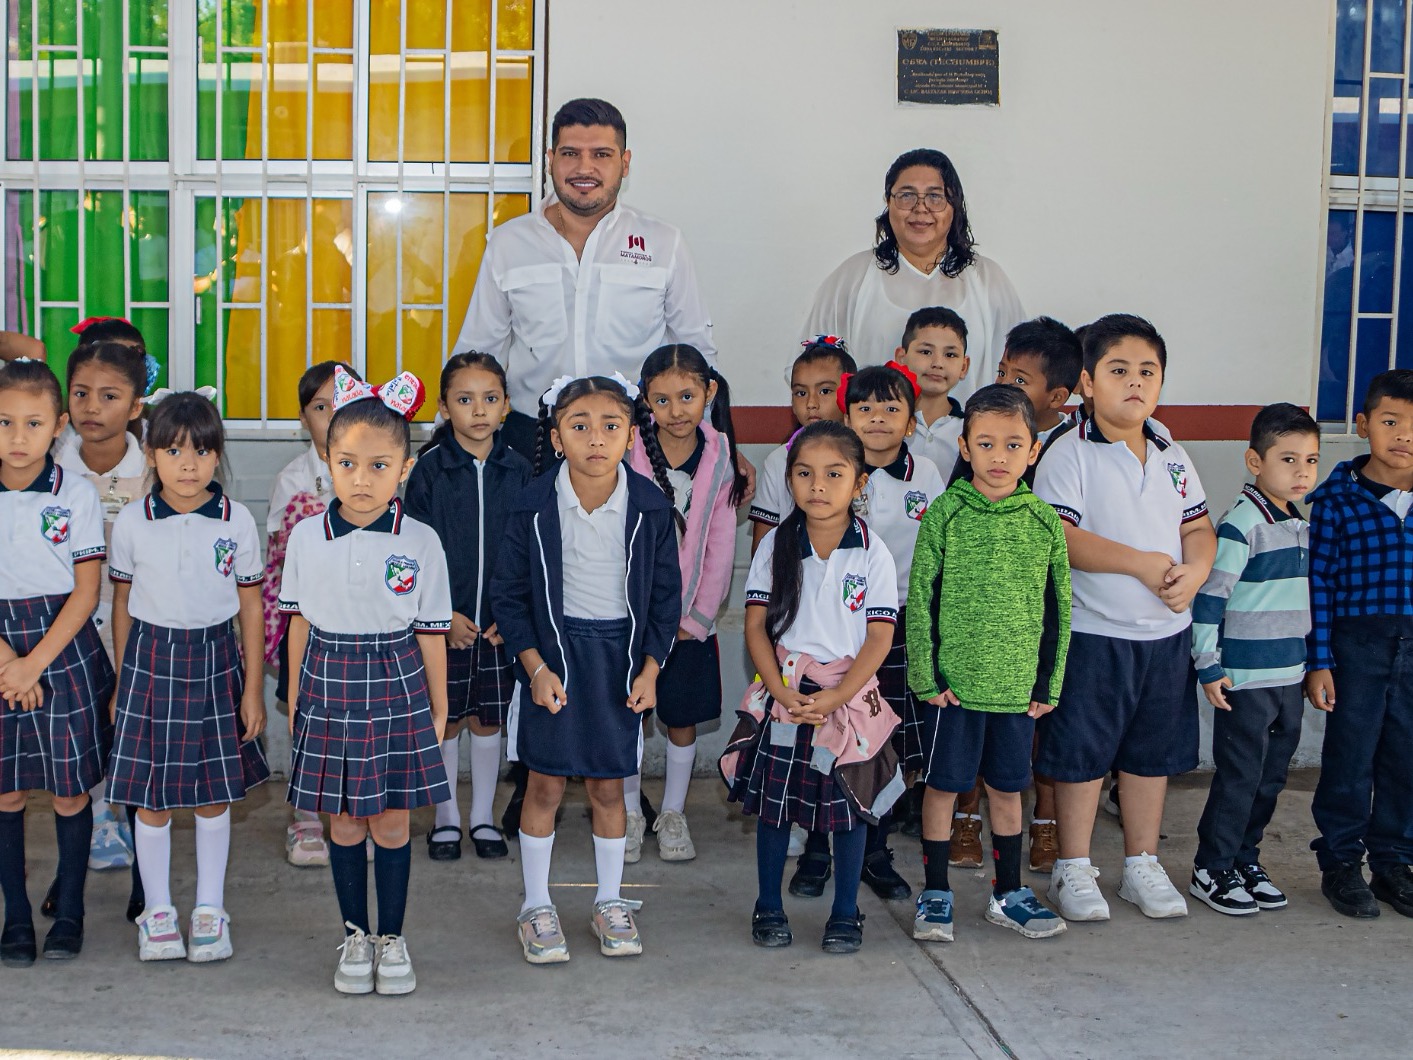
[765,507,808,646]
[706,368,747,508]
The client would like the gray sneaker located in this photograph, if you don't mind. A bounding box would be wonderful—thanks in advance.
[374,934,416,995]
[624,812,647,864]
[591,899,642,957]
[333,924,375,994]
[517,904,570,964]
[654,810,696,862]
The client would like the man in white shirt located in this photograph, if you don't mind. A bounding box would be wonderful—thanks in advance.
[454,98,716,456]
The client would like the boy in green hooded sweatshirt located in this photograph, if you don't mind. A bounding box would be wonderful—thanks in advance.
[906,384,1071,942]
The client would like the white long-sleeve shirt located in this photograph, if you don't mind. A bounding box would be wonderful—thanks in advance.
[454,195,716,412]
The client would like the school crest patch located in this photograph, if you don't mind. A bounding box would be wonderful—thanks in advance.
[1166,461,1189,499]
[40,505,70,544]
[213,538,237,577]
[385,554,420,595]
[842,572,867,613]
[904,490,928,521]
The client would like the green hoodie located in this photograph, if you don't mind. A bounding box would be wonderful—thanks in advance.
[906,478,1071,712]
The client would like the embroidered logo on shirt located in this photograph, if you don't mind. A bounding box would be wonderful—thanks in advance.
[1167,461,1189,499]
[385,555,420,595]
[40,505,71,544]
[621,234,652,264]
[904,490,928,521]
[842,572,867,612]
[213,538,237,577]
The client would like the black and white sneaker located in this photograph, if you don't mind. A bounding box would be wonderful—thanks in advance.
[1190,867,1259,916]
[1240,863,1288,910]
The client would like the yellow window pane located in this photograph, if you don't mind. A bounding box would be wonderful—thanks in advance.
[400,310,445,419]
[454,0,492,50]
[406,0,448,51]
[312,200,355,304]
[313,0,355,48]
[498,0,533,50]
[224,309,262,419]
[253,0,308,47]
[313,55,356,159]
[495,57,532,162]
[313,309,353,365]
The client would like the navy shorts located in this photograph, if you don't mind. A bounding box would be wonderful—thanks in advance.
[921,704,1034,794]
[1035,629,1199,783]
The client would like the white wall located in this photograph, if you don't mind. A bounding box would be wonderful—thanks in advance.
[547,0,1331,408]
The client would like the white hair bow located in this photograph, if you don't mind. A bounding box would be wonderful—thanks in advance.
[541,374,576,408]
[609,372,640,401]
[145,386,218,406]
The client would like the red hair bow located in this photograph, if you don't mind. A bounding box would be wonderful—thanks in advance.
[71,315,130,334]
[836,361,923,414]
[885,359,923,399]
[836,371,854,414]
[331,364,427,421]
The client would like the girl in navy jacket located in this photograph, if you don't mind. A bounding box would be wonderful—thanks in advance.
[490,374,680,965]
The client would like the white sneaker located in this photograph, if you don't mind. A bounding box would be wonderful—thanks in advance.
[1118,855,1189,919]
[787,824,807,857]
[1047,861,1111,922]
[333,924,376,994]
[624,811,646,864]
[375,934,416,995]
[286,817,331,868]
[187,905,234,962]
[137,905,187,961]
[654,809,696,862]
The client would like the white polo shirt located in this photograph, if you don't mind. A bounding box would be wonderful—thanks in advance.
[1033,418,1208,641]
[0,457,105,598]
[746,516,897,663]
[748,442,793,527]
[909,399,965,481]
[267,443,333,534]
[53,430,148,521]
[278,498,451,635]
[109,486,264,628]
[454,196,716,413]
[854,445,947,607]
[557,460,629,620]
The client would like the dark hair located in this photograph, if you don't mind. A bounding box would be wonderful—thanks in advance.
[901,306,968,352]
[639,344,747,507]
[298,360,359,412]
[74,317,145,350]
[1249,402,1319,455]
[551,98,626,148]
[327,397,413,458]
[421,351,507,455]
[1003,317,1082,393]
[963,383,1038,442]
[66,340,148,438]
[0,357,63,415]
[1363,369,1413,416]
[874,148,975,279]
[794,339,857,377]
[843,364,918,419]
[765,422,867,646]
[1080,313,1167,378]
[146,392,226,456]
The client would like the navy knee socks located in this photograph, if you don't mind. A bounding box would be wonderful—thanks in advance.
[328,837,369,935]
[830,826,868,918]
[373,840,411,938]
[755,819,792,911]
[54,802,92,921]
[0,809,29,926]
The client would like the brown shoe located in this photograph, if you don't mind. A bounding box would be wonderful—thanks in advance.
[1029,821,1059,874]
[949,814,984,868]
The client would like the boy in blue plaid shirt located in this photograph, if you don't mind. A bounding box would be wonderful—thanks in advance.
[1306,369,1413,920]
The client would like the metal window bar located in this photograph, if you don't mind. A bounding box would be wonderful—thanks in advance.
[1340,8,1376,434]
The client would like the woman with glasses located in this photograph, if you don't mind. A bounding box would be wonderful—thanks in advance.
[803,148,1024,395]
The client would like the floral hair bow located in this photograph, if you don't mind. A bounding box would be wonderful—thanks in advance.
[802,334,849,353]
[146,386,219,406]
[331,365,426,420]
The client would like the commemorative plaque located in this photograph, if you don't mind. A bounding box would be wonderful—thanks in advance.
[897,28,1000,106]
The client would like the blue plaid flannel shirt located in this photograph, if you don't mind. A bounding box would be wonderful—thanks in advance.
[1306,457,1413,671]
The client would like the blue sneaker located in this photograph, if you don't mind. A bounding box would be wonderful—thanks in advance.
[913,888,954,941]
[986,886,1067,939]
[88,807,134,871]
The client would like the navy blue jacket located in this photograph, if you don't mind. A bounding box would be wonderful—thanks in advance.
[404,431,532,628]
[491,464,682,694]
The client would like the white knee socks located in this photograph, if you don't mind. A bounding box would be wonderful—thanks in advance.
[662,741,696,815]
[194,809,231,910]
[134,819,172,911]
[622,771,642,815]
[519,831,555,912]
[434,737,461,830]
[468,731,501,830]
[593,833,627,904]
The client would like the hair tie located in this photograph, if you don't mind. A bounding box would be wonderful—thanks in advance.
[145,385,219,407]
[143,354,161,396]
[802,334,849,354]
[71,315,130,335]
[836,371,855,414]
[609,371,640,401]
[541,374,575,409]
[10,356,38,364]
[884,359,923,400]
[331,365,425,421]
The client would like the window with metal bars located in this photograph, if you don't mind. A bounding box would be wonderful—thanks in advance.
[0,0,542,426]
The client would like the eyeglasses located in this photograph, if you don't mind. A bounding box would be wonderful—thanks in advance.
[890,190,948,211]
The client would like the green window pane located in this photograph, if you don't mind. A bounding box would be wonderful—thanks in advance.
[131,191,169,304]
[6,192,38,340]
[19,2,80,54]
[130,57,169,161]
[85,191,126,315]
[39,190,80,304]
[197,54,256,159]
[42,311,77,384]
[194,197,220,394]
[130,0,168,47]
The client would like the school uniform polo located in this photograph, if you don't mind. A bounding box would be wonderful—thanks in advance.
[749,441,792,527]
[109,485,263,628]
[856,444,946,608]
[0,457,106,598]
[53,429,148,521]
[662,427,705,521]
[909,398,965,481]
[746,515,898,661]
[557,460,630,620]
[1032,417,1208,641]
[278,497,452,635]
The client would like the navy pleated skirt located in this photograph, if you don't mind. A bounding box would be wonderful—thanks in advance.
[517,617,638,779]
[878,608,925,775]
[446,636,515,726]
[653,634,723,729]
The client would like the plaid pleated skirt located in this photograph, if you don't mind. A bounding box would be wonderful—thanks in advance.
[654,634,723,729]
[288,626,450,817]
[446,636,514,726]
[0,594,114,798]
[108,619,269,810]
[727,677,861,833]
[879,609,926,775]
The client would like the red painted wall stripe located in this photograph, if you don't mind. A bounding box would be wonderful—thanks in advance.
[731,405,1268,445]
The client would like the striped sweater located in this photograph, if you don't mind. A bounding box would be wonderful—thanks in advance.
[1191,484,1310,689]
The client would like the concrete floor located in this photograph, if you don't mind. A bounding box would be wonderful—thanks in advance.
[1,771,1410,1059]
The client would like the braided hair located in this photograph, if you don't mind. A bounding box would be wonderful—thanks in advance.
[639,344,747,508]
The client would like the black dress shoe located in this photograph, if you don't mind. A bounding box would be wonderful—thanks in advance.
[821,910,864,954]
[40,877,59,920]
[1371,865,1413,918]
[0,922,36,967]
[42,917,83,960]
[639,791,659,833]
[861,847,913,901]
[750,907,792,948]
[897,784,925,839]
[426,826,463,861]
[1322,862,1380,919]
[469,824,509,860]
[788,851,832,898]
